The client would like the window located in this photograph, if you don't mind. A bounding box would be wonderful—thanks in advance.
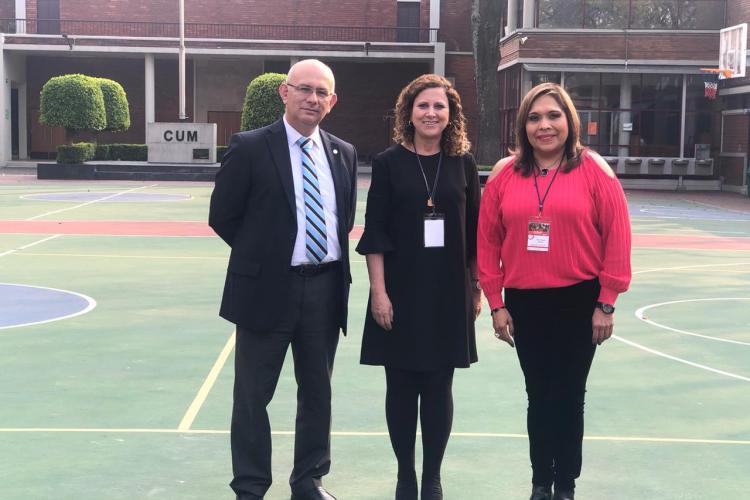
[37,0,60,35]
[397,2,420,43]
[538,0,724,30]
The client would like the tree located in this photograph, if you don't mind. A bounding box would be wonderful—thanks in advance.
[39,74,107,139]
[240,72,286,131]
[471,0,504,165]
[96,78,131,132]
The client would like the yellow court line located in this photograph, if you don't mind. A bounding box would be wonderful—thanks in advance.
[0,428,748,445]
[17,252,225,260]
[177,329,236,431]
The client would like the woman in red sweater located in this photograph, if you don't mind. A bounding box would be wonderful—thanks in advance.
[477,83,631,500]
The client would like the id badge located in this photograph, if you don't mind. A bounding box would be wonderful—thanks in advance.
[527,216,551,252]
[424,213,445,248]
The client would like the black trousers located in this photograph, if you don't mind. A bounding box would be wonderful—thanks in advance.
[230,264,342,498]
[384,367,455,492]
[505,279,599,490]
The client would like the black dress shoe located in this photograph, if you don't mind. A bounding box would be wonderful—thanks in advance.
[290,486,337,500]
[553,487,574,500]
[395,478,418,500]
[529,485,552,500]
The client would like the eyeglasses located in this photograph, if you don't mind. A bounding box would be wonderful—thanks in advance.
[286,83,334,99]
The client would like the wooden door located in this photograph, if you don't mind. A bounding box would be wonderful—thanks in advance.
[30,110,65,158]
[37,0,60,34]
[207,111,241,146]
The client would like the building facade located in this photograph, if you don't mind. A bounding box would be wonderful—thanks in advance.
[0,0,476,164]
[497,0,748,194]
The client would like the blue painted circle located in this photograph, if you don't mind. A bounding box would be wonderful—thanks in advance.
[22,192,191,202]
[0,283,96,329]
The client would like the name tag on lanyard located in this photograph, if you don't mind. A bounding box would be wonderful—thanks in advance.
[424,213,445,248]
[527,216,551,252]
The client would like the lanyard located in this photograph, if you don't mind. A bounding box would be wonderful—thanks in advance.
[532,157,563,216]
[414,148,442,213]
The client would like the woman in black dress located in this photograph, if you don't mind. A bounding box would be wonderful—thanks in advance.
[356,74,481,500]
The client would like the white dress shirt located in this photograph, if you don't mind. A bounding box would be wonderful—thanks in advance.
[284,116,341,265]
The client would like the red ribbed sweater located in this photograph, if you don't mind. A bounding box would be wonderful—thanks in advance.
[477,152,632,309]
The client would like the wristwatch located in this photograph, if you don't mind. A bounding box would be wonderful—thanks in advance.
[472,279,481,291]
[596,302,615,314]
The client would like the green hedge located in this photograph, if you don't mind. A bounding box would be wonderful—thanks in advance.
[107,144,147,161]
[94,144,110,160]
[40,74,107,131]
[241,72,286,131]
[57,142,96,164]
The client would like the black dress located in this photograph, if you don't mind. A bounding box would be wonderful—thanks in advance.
[356,143,480,370]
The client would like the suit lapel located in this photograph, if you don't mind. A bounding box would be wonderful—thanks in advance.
[266,120,296,217]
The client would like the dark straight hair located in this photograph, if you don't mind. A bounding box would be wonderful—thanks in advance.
[511,83,584,176]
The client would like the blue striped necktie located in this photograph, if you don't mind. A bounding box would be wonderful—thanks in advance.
[297,137,328,264]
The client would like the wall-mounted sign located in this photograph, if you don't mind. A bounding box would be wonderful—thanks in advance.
[622,122,633,132]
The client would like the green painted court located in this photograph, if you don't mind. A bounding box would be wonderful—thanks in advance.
[0,172,748,500]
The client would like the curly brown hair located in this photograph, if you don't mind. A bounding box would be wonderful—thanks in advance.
[393,74,471,156]
[512,82,584,176]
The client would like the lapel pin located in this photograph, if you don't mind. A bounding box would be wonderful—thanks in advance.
[333,148,339,155]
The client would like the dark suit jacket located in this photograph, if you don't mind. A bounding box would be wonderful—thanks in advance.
[209,119,358,333]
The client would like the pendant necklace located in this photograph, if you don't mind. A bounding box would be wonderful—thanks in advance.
[414,145,442,211]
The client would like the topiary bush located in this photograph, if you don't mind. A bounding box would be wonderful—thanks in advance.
[96,78,131,132]
[57,142,96,164]
[40,74,107,134]
[240,72,286,131]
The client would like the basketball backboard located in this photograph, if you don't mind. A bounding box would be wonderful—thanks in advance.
[719,23,747,79]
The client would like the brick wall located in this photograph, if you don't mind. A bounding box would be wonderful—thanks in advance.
[439,0,473,52]
[510,32,718,63]
[45,0,421,27]
[0,0,14,21]
[726,0,750,28]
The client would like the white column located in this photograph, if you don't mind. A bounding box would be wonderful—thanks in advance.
[429,0,440,42]
[0,35,9,166]
[522,0,535,28]
[507,0,518,35]
[18,82,27,159]
[433,42,446,76]
[618,74,632,157]
[15,0,27,33]
[679,75,686,158]
[144,54,155,127]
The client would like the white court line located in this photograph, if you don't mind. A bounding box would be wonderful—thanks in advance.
[687,199,750,216]
[633,262,750,275]
[612,335,750,383]
[177,330,236,431]
[25,184,157,221]
[635,298,750,346]
[0,282,97,330]
[0,234,62,257]
[0,427,748,445]
[18,252,225,261]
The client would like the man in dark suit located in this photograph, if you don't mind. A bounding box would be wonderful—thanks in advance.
[209,59,357,500]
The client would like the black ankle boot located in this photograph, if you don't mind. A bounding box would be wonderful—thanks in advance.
[395,478,418,500]
[553,487,574,500]
[529,484,552,500]
[420,476,442,500]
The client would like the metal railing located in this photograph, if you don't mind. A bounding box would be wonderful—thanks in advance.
[1,19,437,43]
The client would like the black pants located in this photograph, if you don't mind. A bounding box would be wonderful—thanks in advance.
[384,367,455,493]
[506,279,599,491]
[230,264,342,498]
